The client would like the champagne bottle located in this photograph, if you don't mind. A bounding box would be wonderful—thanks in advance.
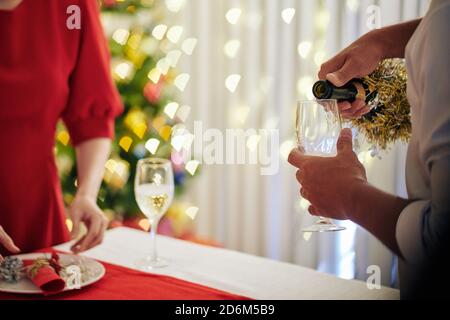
[312,79,378,104]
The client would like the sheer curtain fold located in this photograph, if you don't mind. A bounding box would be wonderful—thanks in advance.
[177,0,428,286]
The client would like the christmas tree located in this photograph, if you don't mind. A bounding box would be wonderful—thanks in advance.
[56,0,196,237]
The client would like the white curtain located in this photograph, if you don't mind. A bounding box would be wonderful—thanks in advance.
[169,0,429,287]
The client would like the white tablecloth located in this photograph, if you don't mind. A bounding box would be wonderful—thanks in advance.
[55,227,399,300]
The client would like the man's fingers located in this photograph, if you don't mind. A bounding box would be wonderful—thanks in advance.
[336,128,353,155]
[318,53,346,80]
[308,205,319,216]
[326,59,356,87]
[349,100,366,116]
[338,101,352,111]
[353,106,371,118]
[300,188,309,200]
[0,226,21,254]
[296,170,303,183]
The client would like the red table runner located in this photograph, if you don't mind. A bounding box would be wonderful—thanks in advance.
[0,252,251,300]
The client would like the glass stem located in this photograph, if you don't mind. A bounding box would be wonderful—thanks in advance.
[149,218,160,262]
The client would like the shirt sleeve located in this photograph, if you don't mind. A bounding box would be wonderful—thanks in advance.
[62,0,123,146]
[396,5,450,264]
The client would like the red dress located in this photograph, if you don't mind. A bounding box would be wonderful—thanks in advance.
[0,0,122,256]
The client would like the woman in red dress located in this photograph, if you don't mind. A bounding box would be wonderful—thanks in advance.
[0,0,123,260]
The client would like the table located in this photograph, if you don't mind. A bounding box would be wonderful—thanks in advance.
[55,227,399,300]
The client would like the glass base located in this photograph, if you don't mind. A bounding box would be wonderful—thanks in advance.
[135,256,168,271]
[302,221,346,232]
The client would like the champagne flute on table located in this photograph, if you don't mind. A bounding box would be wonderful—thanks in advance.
[134,158,174,269]
[296,99,346,232]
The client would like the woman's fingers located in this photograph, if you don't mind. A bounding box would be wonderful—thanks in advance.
[86,218,108,251]
[70,208,81,240]
[0,225,21,254]
[78,215,102,252]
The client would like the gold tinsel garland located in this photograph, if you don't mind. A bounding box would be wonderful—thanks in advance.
[350,58,411,150]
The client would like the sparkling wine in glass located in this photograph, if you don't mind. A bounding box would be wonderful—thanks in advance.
[296,99,346,232]
[134,158,174,269]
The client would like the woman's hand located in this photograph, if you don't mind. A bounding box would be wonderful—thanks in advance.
[288,129,367,219]
[70,138,112,253]
[318,31,385,119]
[69,194,108,253]
[0,225,21,262]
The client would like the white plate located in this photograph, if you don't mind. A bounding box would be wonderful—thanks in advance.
[0,253,105,294]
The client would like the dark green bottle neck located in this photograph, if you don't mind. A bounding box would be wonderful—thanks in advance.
[312,80,359,102]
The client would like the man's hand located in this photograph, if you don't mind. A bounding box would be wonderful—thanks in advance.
[0,225,21,262]
[288,129,367,219]
[318,31,385,119]
[69,194,108,253]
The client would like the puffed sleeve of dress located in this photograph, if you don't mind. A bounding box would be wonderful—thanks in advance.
[62,0,123,146]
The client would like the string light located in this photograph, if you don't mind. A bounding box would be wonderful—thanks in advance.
[281,8,296,24]
[185,160,200,176]
[181,38,198,55]
[303,232,312,241]
[175,105,191,123]
[167,25,184,43]
[138,218,151,231]
[112,28,130,45]
[346,0,359,12]
[114,61,134,81]
[152,24,167,40]
[171,124,188,151]
[297,41,312,59]
[182,133,195,151]
[226,8,242,25]
[119,136,133,152]
[185,206,199,220]
[171,135,186,152]
[174,73,190,91]
[225,74,241,93]
[57,131,70,146]
[166,50,182,67]
[152,116,166,131]
[145,138,160,155]
[165,0,185,12]
[159,125,172,141]
[132,122,147,139]
[147,68,161,83]
[156,57,170,75]
[224,39,240,59]
[164,102,179,119]
[66,219,73,232]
